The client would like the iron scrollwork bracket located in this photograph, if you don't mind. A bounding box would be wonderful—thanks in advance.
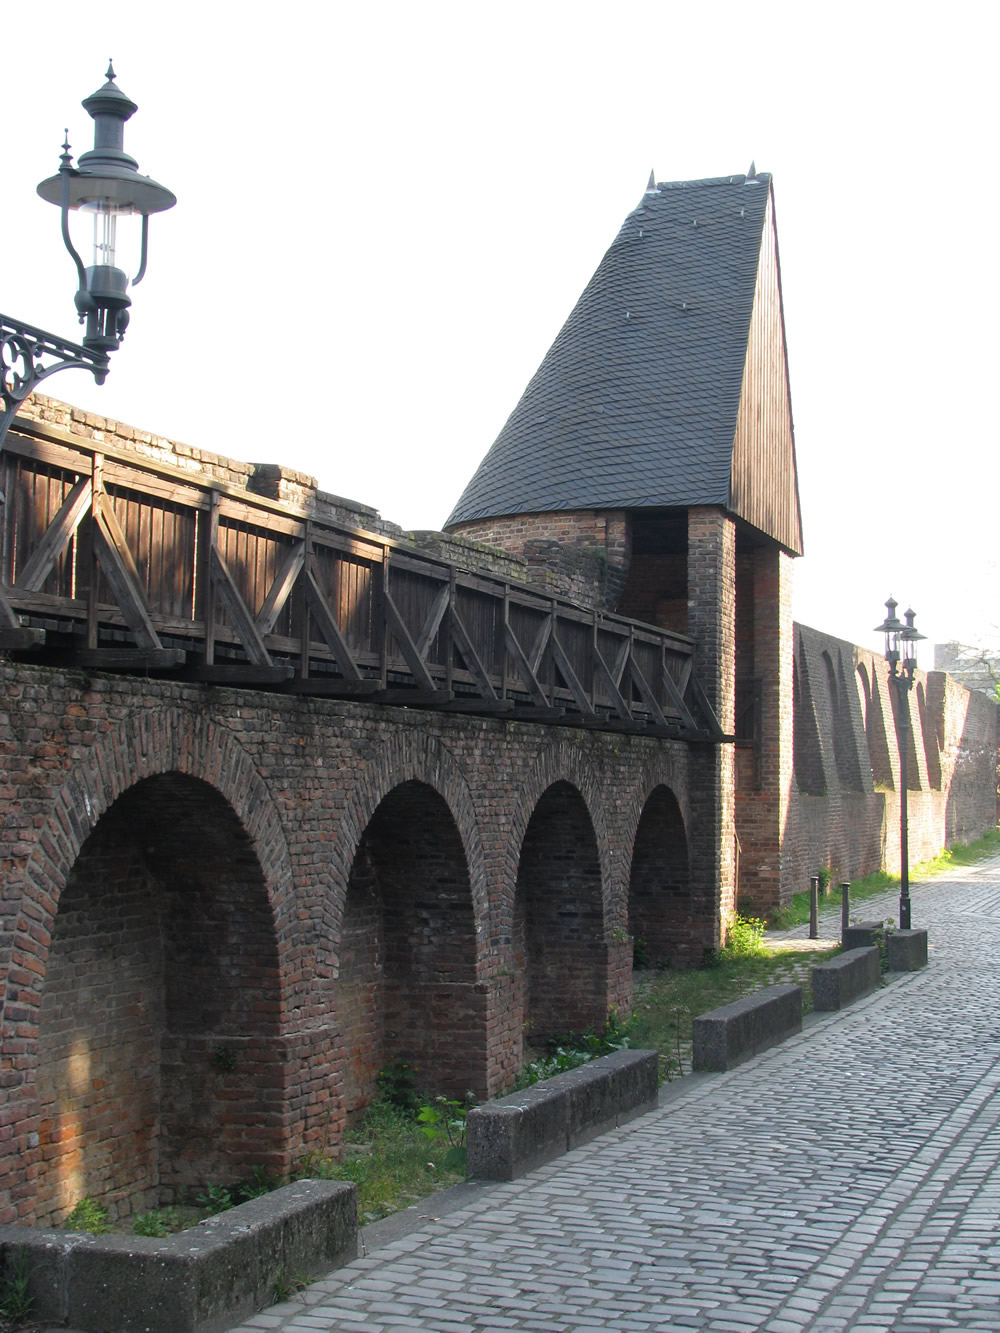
[0,315,111,449]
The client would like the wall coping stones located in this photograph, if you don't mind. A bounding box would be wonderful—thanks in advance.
[465,1048,659,1181]
[0,1178,356,1333]
[811,946,881,1011]
[887,928,929,971]
[691,984,802,1072]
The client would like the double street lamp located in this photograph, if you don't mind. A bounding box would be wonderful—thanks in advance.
[0,62,175,448]
[874,596,926,930]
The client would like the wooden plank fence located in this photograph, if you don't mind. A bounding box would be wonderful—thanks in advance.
[0,421,721,739]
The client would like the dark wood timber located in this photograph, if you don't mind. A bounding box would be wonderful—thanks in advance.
[1,418,721,740]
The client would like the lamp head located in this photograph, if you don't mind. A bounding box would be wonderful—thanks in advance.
[35,63,175,353]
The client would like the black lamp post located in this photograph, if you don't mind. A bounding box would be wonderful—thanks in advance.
[0,62,175,448]
[874,596,926,930]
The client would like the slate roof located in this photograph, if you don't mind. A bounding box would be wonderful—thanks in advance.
[446,171,772,527]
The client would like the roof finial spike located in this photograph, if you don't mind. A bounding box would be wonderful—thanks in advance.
[106,59,116,82]
[747,159,757,179]
[59,129,73,170]
[644,169,659,195]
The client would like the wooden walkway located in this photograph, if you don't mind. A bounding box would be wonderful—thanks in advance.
[0,417,720,739]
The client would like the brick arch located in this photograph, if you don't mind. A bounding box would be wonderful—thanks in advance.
[507,743,612,1043]
[627,782,695,968]
[333,731,488,1108]
[331,728,488,939]
[14,708,295,1012]
[503,741,612,924]
[9,709,298,1227]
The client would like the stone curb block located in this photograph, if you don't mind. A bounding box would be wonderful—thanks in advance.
[887,928,929,971]
[466,1048,659,1181]
[842,921,884,950]
[0,1178,356,1333]
[811,946,881,1011]
[691,984,802,1072]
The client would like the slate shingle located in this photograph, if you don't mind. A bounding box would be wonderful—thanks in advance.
[446,172,770,527]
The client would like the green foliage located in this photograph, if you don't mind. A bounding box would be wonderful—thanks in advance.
[232,1165,280,1203]
[768,829,1000,930]
[271,1268,310,1302]
[513,1011,632,1090]
[0,1246,33,1322]
[417,1093,474,1173]
[376,1059,422,1114]
[723,912,767,957]
[63,1196,111,1234]
[196,1184,233,1216]
[632,935,650,969]
[292,1095,467,1224]
[132,1207,180,1237]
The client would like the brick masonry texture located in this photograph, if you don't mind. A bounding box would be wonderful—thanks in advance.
[0,662,698,1225]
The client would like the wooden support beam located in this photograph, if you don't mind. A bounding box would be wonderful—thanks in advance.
[441,698,513,715]
[0,582,21,630]
[450,608,499,700]
[372,686,454,706]
[550,633,595,716]
[13,478,92,592]
[304,560,364,682]
[592,647,632,720]
[503,624,550,708]
[628,658,669,728]
[48,647,186,670]
[415,583,450,660]
[255,541,305,636]
[184,664,294,686]
[210,547,273,667]
[659,664,700,734]
[686,673,727,741]
[383,590,438,692]
[0,626,45,651]
[283,677,380,697]
[92,505,163,652]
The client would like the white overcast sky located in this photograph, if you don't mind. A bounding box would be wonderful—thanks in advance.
[3,1,997,660]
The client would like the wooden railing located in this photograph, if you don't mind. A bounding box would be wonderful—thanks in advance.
[0,418,721,739]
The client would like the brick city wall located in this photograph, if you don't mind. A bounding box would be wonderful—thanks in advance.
[0,661,707,1226]
[449,510,631,608]
[766,624,999,906]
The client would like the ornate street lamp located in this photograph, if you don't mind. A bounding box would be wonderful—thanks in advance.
[0,62,175,447]
[874,596,926,930]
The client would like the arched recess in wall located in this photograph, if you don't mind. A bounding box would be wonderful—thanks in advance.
[915,683,942,790]
[857,663,894,790]
[515,780,606,1043]
[793,645,826,795]
[627,785,693,968]
[823,651,863,791]
[341,780,482,1119]
[35,774,282,1229]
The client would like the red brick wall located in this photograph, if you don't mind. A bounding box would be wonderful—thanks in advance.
[779,625,999,901]
[0,661,698,1224]
[449,510,631,608]
[686,508,737,944]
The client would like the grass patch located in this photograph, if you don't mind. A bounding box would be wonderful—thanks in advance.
[630,942,833,1078]
[767,827,1000,930]
[295,1096,466,1224]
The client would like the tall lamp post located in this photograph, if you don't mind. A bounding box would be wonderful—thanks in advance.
[0,62,175,449]
[874,596,926,930]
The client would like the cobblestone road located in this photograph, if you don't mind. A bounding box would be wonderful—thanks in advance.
[230,859,1000,1332]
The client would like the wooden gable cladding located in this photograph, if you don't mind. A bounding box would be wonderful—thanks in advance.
[728,185,803,555]
[0,418,724,741]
